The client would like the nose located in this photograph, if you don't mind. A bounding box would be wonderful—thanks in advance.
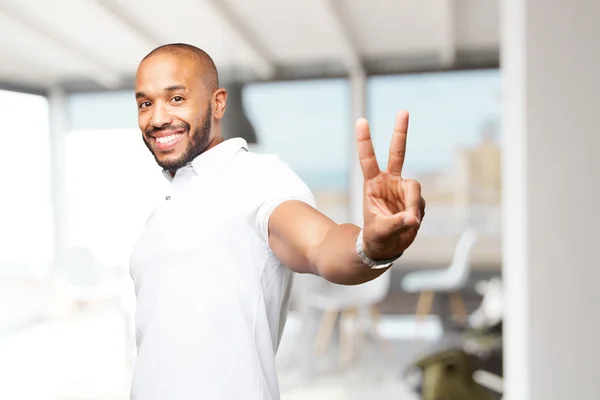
[150,104,173,128]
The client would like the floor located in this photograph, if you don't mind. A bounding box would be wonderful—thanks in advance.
[276,312,442,400]
[1,268,501,400]
[0,308,444,400]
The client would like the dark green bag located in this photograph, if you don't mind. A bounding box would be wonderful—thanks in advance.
[410,349,494,400]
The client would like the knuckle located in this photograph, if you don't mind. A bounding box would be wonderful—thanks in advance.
[394,150,405,158]
[405,179,421,191]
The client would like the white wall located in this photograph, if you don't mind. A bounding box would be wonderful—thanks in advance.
[502,0,600,398]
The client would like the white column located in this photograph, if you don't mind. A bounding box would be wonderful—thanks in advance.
[349,68,366,226]
[48,86,69,275]
[501,1,600,399]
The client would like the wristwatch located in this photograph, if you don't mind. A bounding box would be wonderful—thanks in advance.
[355,229,403,269]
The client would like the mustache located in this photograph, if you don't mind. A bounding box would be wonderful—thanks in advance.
[145,123,190,136]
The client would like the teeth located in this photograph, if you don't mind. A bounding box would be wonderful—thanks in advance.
[156,134,182,144]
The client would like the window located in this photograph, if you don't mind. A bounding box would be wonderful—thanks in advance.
[368,69,502,236]
[243,79,351,223]
[367,70,502,265]
[65,128,168,267]
[0,90,53,278]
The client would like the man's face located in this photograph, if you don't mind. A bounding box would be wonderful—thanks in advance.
[135,54,212,171]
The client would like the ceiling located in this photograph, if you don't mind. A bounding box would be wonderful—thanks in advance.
[0,0,499,94]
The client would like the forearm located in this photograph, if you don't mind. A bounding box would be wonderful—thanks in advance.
[313,223,390,285]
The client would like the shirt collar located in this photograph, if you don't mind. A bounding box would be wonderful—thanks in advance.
[162,137,248,182]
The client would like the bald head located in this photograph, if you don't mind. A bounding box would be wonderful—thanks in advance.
[140,43,219,93]
[135,43,228,172]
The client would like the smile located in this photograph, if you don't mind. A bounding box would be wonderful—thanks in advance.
[156,133,183,144]
[154,131,185,150]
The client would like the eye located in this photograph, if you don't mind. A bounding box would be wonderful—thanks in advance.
[171,96,184,103]
[139,101,151,109]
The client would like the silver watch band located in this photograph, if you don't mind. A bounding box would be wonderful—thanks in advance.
[355,229,402,269]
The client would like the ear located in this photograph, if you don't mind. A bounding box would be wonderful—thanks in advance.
[212,88,227,120]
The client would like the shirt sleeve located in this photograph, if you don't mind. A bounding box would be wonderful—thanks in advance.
[255,156,316,248]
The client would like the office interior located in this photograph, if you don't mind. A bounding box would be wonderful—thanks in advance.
[0,1,597,399]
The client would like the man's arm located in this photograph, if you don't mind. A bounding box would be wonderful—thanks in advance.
[267,200,390,286]
[268,111,425,285]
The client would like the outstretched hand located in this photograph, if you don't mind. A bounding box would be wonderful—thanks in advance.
[356,110,425,260]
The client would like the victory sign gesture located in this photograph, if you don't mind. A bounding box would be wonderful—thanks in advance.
[357,111,426,261]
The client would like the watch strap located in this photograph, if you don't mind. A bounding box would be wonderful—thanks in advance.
[355,229,403,269]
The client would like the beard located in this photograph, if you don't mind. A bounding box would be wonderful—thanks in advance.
[144,105,212,172]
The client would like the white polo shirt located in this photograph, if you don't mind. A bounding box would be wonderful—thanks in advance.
[129,138,315,400]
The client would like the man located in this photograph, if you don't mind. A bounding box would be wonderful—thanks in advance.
[130,43,425,400]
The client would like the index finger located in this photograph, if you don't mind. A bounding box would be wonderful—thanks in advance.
[387,110,409,176]
[356,118,380,180]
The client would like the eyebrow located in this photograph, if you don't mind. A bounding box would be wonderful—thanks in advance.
[165,84,188,92]
[136,85,188,99]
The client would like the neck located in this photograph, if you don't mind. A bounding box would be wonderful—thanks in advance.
[205,134,224,152]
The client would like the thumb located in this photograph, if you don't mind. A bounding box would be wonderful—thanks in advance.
[402,179,422,222]
[387,211,420,233]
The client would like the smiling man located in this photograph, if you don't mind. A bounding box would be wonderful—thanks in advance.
[129,43,426,400]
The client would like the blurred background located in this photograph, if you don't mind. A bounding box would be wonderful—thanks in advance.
[0,0,597,399]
